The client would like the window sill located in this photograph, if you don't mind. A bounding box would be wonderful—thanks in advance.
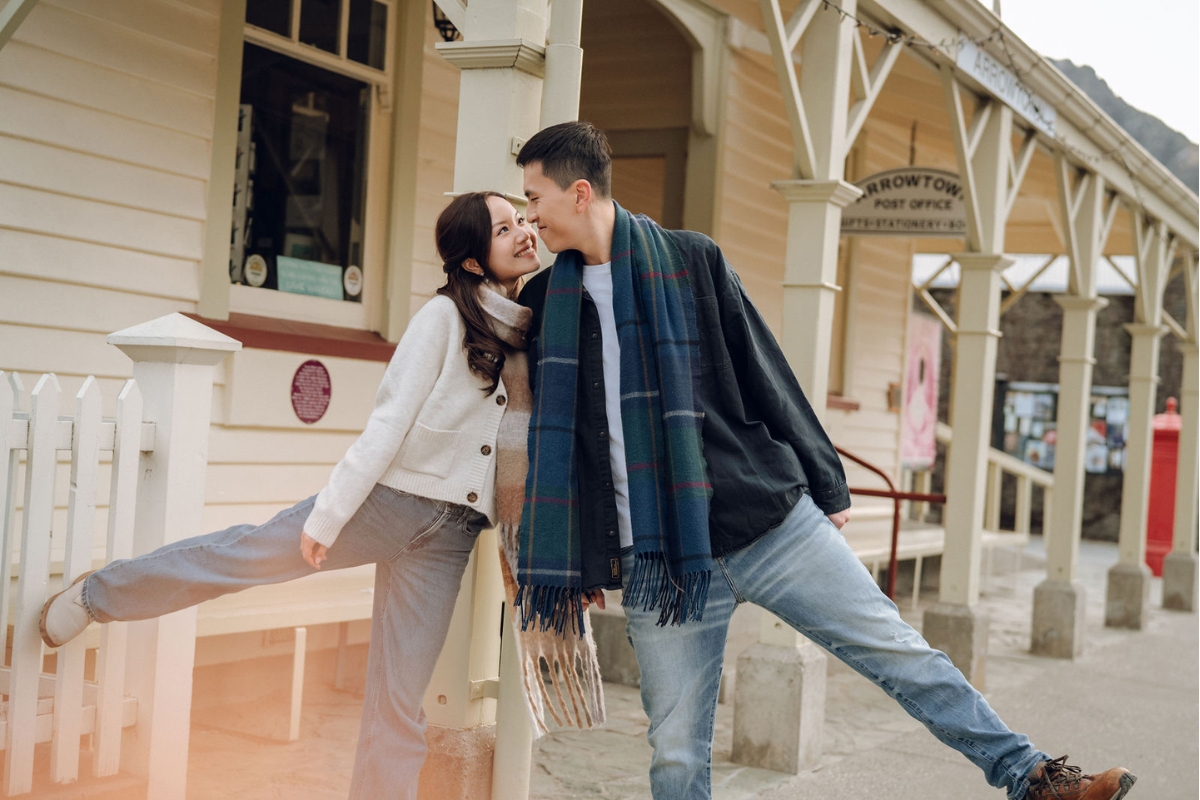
[229,284,368,329]
[185,313,395,363]
[827,393,861,412]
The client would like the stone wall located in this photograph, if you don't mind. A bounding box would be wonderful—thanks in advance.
[923,277,1188,541]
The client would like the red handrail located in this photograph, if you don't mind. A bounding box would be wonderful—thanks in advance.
[834,446,947,602]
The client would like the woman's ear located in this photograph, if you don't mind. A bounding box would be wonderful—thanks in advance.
[461,258,484,277]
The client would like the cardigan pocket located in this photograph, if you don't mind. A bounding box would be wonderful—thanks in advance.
[398,423,460,478]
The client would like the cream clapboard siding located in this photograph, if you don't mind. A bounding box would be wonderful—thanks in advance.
[716,43,913,498]
[0,1,447,573]
[579,0,691,132]
[407,9,461,310]
[0,0,221,566]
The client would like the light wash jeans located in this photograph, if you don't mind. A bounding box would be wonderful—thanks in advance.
[81,484,487,800]
[622,492,1049,800]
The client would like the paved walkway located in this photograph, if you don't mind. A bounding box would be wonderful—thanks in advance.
[183,538,1199,799]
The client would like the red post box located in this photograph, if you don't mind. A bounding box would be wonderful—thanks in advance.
[1145,397,1181,576]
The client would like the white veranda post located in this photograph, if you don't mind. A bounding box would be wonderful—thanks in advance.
[426,1,550,797]
[734,0,900,775]
[1031,161,1117,659]
[1163,250,1199,611]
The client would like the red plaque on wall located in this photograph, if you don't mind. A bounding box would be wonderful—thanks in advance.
[291,360,331,424]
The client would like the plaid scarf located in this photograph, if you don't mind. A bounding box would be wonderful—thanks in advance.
[517,204,712,634]
[483,285,605,736]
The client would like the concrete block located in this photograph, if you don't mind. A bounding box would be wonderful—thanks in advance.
[1162,553,1199,612]
[1031,579,1086,659]
[589,602,641,688]
[731,641,826,774]
[1105,562,1151,629]
[418,723,495,800]
[922,603,988,689]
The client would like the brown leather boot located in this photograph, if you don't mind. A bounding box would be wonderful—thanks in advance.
[1025,756,1136,800]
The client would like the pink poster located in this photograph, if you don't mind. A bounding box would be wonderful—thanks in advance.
[901,315,942,470]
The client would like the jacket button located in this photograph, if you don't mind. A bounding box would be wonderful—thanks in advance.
[591,332,599,340]
[467,492,478,503]
[599,430,607,438]
[496,395,507,406]
[481,445,492,456]
[606,529,616,538]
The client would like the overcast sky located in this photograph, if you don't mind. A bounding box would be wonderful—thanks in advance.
[999,0,1199,143]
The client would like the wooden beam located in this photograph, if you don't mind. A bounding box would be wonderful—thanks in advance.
[845,36,902,150]
[0,0,39,51]
[942,68,983,250]
[759,0,817,178]
[785,0,822,53]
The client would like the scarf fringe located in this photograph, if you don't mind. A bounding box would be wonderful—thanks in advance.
[514,583,586,638]
[499,523,606,737]
[622,551,711,627]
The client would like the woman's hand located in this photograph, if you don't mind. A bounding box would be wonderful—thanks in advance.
[301,533,328,569]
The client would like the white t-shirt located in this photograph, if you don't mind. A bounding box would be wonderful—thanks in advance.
[581,262,634,549]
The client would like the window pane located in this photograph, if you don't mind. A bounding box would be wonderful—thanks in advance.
[232,43,369,303]
[348,0,387,70]
[299,0,340,54]
[246,0,291,36]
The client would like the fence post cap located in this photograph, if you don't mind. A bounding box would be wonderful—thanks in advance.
[108,313,242,366]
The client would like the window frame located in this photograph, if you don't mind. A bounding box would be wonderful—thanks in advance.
[202,0,397,330]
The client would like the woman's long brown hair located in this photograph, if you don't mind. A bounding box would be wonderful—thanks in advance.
[435,191,510,394]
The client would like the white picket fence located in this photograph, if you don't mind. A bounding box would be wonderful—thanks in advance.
[0,314,239,796]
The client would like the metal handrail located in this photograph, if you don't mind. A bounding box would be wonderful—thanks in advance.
[835,446,947,601]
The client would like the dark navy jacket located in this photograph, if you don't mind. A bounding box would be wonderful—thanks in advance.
[518,229,850,591]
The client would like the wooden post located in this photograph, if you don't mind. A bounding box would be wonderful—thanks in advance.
[107,313,240,799]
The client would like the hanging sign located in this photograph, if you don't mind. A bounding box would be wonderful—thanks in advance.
[841,168,966,237]
[291,360,331,424]
[956,37,1056,137]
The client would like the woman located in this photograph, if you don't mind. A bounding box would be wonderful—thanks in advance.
[39,192,541,799]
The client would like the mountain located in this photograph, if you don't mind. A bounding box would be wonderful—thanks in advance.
[1051,60,1198,194]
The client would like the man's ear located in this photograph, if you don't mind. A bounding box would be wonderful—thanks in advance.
[572,179,593,213]
[461,258,484,277]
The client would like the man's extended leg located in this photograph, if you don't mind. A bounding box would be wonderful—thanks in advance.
[621,551,738,800]
[724,493,1048,799]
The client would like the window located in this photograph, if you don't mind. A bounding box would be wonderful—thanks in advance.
[232,43,369,303]
[229,0,392,325]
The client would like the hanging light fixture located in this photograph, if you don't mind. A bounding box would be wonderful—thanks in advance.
[432,3,461,42]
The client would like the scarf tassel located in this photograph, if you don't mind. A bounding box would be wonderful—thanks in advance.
[622,552,711,627]
[514,583,586,637]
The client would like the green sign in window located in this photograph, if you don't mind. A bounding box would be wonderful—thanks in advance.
[277,256,343,300]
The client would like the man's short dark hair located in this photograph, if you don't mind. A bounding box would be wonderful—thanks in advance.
[517,121,612,198]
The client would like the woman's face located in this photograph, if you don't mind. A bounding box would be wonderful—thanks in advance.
[484,195,541,293]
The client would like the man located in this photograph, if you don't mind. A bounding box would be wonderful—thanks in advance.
[513,120,1134,800]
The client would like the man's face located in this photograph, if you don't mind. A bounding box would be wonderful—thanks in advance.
[523,162,582,254]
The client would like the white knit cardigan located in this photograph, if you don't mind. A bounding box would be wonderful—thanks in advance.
[304,293,521,548]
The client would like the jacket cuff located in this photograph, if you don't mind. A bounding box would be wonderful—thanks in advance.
[810,481,851,515]
[303,509,345,549]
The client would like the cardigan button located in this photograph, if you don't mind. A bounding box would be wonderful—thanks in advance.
[467,492,478,503]
[496,395,507,406]
[481,445,492,456]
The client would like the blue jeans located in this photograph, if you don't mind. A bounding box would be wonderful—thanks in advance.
[81,485,487,800]
[622,492,1048,800]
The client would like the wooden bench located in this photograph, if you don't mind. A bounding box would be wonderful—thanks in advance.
[19,563,378,743]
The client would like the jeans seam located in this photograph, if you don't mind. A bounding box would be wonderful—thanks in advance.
[351,577,392,800]
[389,507,452,563]
[715,557,744,604]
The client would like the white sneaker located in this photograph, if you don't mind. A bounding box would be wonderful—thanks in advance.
[39,571,95,648]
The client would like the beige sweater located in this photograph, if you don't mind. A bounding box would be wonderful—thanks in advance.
[304,294,514,548]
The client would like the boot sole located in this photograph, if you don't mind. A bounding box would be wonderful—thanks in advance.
[38,570,95,648]
[1110,772,1137,800]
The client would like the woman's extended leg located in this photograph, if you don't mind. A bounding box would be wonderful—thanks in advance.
[349,504,487,800]
[81,486,448,623]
